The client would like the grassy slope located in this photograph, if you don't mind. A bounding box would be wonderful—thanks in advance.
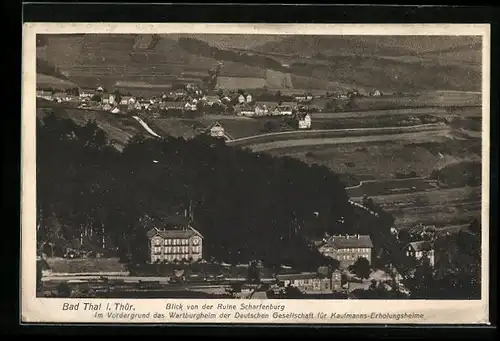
[37,73,79,89]
[37,106,146,149]
[253,36,482,92]
[254,35,481,58]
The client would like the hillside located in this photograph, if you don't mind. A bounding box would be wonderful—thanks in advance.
[37,34,482,93]
[254,35,481,59]
[253,35,482,92]
[36,34,218,89]
[37,113,367,269]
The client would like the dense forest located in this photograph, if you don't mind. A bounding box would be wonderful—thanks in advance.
[37,113,362,269]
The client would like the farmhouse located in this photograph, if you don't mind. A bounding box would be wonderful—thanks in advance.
[79,88,95,98]
[297,113,312,129]
[254,101,279,116]
[147,216,203,263]
[164,101,185,111]
[275,271,342,293]
[294,94,313,102]
[206,122,226,139]
[318,234,374,268]
[404,241,435,267]
[234,103,255,116]
[274,102,296,116]
[36,90,53,101]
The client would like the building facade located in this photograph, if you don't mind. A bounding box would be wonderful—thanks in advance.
[147,217,203,263]
[297,113,312,129]
[318,234,374,268]
[207,122,225,138]
[404,241,435,267]
[275,271,342,293]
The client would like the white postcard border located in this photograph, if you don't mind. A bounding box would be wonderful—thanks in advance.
[21,23,491,325]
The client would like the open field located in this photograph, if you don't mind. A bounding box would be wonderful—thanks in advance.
[216,76,267,90]
[346,178,440,197]
[228,123,450,147]
[242,129,454,153]
[37,107,144,149]
[347,92,481,111]
[314,105,482,119]
[350,186,482,228]
[312,114,441,130]
[46,257,126,274]
[37,73,79,89]
[268,138,481,182]
[145,117,204,139]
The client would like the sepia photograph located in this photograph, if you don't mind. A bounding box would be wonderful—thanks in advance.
[22,23,490,324]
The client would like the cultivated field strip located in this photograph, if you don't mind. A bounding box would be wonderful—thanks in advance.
[314,106,481,119]
[243,130,452,153]
[227,123,448,146]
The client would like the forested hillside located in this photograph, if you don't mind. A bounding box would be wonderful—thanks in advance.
[37,112,362,269]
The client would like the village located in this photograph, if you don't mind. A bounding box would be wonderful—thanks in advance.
[36,82,385,139]
[35,80,456,300]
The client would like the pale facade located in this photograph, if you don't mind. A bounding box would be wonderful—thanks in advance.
[276,271,342,293]
[404,241,435,267]
[318,234,374,268]
[147,218,203,263]
[298,113,312,129]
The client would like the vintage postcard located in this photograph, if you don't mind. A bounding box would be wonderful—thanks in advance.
[21,23,491,325]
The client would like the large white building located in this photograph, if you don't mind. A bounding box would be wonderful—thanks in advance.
[147,216,203,263]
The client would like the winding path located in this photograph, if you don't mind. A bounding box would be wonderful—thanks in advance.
[132,116,162,138]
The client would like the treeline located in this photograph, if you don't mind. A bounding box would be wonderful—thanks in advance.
[409,221,481,299]
[37,112,364,270]
[36,58,69,80]
[178,37,286,72]
[430,161,482,187]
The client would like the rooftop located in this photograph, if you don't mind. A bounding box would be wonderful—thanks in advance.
[320,234,373,249]
[406,241,433,252]
[147,227,200,239]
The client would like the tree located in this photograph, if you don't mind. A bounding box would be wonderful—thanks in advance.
[284,285,303,298]
[349,257,371,279]
[247,261,261,284]
[468,218,481,235]
[37,113,354,268]
[57,282,71,297]
[113,90,122,105]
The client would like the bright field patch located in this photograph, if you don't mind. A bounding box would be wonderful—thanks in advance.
[215,76,267,90]
[37,73,78,89]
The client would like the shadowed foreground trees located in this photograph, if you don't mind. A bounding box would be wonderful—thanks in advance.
[37,113,359,269]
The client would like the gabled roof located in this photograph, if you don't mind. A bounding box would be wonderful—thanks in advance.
[319,235,373,249]
[255,101,279,108]
[147,228,198,239]
[206,121,224,130]
[406,241,433,252]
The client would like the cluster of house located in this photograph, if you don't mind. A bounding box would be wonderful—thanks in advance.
[37,84,314,128]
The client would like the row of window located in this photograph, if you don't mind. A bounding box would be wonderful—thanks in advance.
[328,248,371,253]
[153,238,196,246]
[323,252,369,261]
[151,255,201,262]
[152,246,201,254]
